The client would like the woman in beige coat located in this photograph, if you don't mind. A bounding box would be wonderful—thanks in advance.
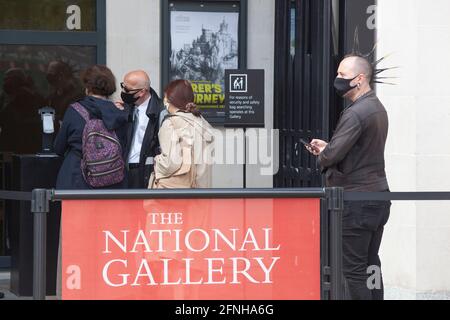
[149,79,214,189]
[145,80,215,298]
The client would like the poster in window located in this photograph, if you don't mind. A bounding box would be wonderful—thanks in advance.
[169,9,239,122]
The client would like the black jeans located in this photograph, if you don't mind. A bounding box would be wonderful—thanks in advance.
[342,199,391,300]
[128,166,141,188]
[128,165,153,189]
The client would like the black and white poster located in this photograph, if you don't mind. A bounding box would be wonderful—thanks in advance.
[169,10,239,121]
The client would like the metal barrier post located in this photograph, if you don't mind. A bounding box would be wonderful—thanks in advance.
[326,187,344,300]
[31,189,50,300]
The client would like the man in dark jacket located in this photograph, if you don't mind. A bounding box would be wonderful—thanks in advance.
[307,55,391,300]
[119,70,164,189]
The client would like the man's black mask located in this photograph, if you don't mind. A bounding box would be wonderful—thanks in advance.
[334,75,359,97]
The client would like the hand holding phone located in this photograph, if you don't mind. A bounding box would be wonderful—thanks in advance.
[300,138,320,154]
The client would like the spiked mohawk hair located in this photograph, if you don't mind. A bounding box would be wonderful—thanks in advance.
[346,28,398,85]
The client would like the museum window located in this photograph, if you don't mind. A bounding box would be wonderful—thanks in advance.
[0,0,106,262]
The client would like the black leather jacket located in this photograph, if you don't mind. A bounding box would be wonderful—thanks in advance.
[319,90,390,192]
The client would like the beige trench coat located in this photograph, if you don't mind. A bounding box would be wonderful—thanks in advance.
[149,112,214,189]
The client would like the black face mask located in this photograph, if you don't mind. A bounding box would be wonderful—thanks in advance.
[334,75,358,97]
[121,91,140,106]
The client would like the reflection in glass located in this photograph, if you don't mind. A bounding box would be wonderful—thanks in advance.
[290,7,296,58]
[0,45,96,154]
[0,0,96,31]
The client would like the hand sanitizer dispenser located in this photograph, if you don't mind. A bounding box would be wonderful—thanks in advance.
[38,107,56,155]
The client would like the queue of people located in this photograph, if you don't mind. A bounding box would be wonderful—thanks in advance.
[54,65,214,191]
[53,54,390,301]
[53,67,215,300]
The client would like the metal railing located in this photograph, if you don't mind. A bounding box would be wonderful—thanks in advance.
[1,187,344,301]
[3,188,450,300]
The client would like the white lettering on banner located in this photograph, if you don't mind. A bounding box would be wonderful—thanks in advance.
[367,5,377,30]
[100,212,282,288]
[255,257,281,284]
[185,229,210,252]
[150,230,172,252]
[102,260,129,287]
[101,257,282,287]
[230,258,259,284]
[173,229,183,252]
[103,230,129,254]
[131,259,156,286]
[239,228,260,251]
[213,229,238,252]
[130,230,151,253]
[103,227,281,254]
[150,212,183,225]
[184,259,204,285]
[162,259,183,285]
[66,265,81,290]
[66,5,81,30]
[264,228,282,251]
[206,258,226,285]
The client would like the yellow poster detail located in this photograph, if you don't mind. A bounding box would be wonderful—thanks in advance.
[192,81,225,109]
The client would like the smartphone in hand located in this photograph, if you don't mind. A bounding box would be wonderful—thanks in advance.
[300,138,319,153]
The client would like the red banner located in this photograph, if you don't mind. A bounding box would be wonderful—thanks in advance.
[61,198,321,300]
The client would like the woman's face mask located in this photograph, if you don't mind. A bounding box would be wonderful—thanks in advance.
[163,98,171,111]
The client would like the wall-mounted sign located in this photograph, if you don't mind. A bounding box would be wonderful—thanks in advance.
[225,69,264,128]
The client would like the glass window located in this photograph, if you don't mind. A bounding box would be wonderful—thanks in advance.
[290,6,296,57]
[0,0,105,261]
[0,45,96,154]
[0,0,96,31]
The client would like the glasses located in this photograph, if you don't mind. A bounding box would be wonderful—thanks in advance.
[120,82,145,94]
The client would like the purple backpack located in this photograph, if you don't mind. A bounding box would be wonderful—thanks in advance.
[72,103,125,188]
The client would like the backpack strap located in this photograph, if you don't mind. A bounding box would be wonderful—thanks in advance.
[159,109,169,128]
[71,102,90,122]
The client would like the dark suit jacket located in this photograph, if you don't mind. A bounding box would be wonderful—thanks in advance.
[125,87,164,188]
[318,90,390,192]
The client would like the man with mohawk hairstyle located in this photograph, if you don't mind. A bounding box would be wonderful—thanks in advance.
[306,52,392,300]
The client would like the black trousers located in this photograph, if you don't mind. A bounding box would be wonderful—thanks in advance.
[342,199,391,300]
[128,166,142,189]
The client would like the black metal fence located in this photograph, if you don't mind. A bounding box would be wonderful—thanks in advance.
[1,188,345,301]
[2,188,450,301]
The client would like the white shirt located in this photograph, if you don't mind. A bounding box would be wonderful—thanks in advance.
[128,97,151,164]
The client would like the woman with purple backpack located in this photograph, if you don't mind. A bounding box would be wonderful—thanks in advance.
[54,65,129,189]
[54,65,130,299]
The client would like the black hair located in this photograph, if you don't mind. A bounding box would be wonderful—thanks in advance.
[347,27,398,85]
